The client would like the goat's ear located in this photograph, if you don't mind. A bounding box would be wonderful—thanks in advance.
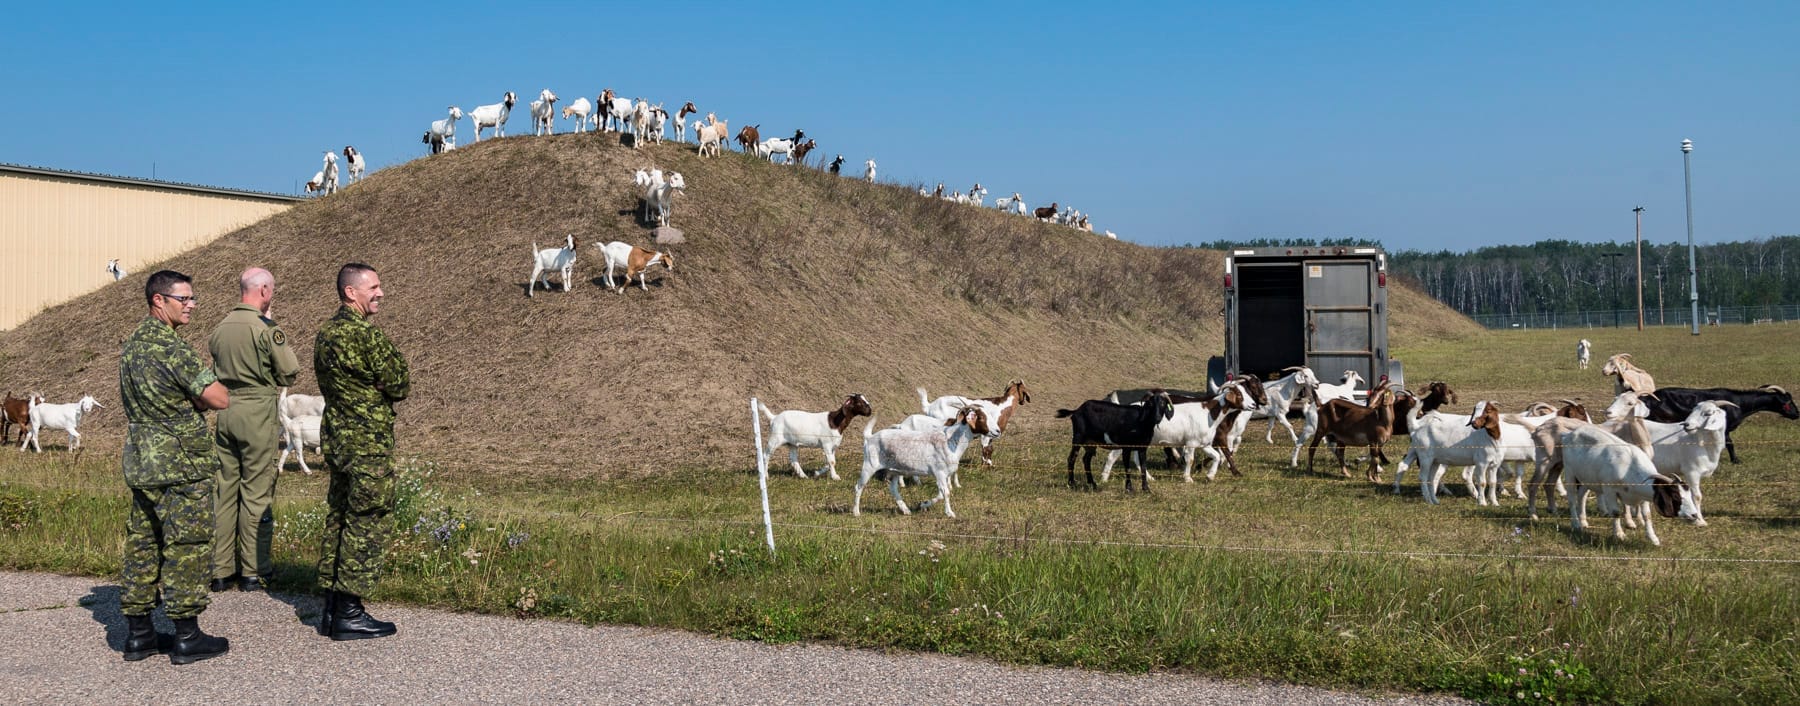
[1652,480,1681,518]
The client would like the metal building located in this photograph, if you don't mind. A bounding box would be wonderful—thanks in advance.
[0,163,300,330]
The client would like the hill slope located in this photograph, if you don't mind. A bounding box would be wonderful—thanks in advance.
[0,135,1480,476]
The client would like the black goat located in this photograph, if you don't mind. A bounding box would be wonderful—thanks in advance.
[1638,385,1798,463]
[1057,389,1175,492]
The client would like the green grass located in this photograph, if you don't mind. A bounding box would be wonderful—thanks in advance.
[4,324,1799,704]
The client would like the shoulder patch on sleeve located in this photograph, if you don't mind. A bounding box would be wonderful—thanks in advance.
[271,329,287,346]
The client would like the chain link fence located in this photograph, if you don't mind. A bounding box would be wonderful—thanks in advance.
[1469,304,1800,330]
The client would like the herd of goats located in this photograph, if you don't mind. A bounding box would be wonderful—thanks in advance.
[755,343,1797,547]
[291,88,1114,238]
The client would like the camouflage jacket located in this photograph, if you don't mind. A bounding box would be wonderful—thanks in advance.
[314,305,410,456]
[118,317,222,489]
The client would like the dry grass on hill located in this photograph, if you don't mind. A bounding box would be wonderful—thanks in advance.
[0,134,1480,477]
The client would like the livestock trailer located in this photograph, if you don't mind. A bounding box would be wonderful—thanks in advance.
[1208,246,1403,395]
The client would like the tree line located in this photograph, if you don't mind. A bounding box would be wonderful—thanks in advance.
[1190,236,1800,317]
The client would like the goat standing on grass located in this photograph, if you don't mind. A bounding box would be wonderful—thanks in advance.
[1305,382,1397,481]
[106,259,127,281]
[758,395,873,480]
[21,394,102,452]
[561,97,593,132]
[320,151,339,195]
[674,101,697,142]
[1601,353,1656,396]
[596,241,674,294]
[527,235,578,297]
[864,159,877,182]
[1058,389,1176,492]
[470,91,517,141]
[529,89,558,136]
[277,389,324,474]
[1630,384,1796,464]
[918,379,1031,468]
[1577,339,1592,370]
[853,406,997,518]
[343,146,366,184]
[1558,425,1699,546]
[2,393,37,445]
[424,106,462,154]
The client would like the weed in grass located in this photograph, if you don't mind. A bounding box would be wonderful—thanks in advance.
[1469,650,1610,705]
[0,494,39,532]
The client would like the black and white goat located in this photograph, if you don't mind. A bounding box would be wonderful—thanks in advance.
[1633,385,1797,463]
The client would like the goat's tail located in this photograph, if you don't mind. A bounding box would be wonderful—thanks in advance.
[916,387,931,413]
[863,417,877,438]
[756,399,776,423]
[1055,409,1076,418]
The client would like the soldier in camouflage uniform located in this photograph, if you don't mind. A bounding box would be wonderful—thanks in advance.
[209,267,300,592]
[314,262,410,641]
[117,270,232,665]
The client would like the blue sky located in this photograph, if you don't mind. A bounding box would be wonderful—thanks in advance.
[4,1,1795,252]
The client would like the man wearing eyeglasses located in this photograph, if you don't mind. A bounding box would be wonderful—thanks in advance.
[207,267,300,594]
[313,262,410,640]
[117,270,233,665]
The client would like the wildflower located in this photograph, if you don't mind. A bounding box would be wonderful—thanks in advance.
[506,531,530,549]
[1569,586,1581,607]
[1519,667,1528,675]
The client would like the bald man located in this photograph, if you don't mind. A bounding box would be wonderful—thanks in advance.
[208,268,300,592]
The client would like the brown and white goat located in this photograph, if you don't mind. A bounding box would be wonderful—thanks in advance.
[1601,353,1656,396]
[1306,383,1397,481]
[596,241,674,294]
[758,394,874,480]
[918,379,1031,467]
[2,392,38,445]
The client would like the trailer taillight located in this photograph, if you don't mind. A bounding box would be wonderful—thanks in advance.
[1378,272,1387,288]
[1224,273,1233,289]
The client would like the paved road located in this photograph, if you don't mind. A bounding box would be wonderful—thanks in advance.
[0,571,1467,705]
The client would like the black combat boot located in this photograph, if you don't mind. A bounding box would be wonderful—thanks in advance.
[315,591,337,636]
[328,593,397,641]
[121,614,170,662]
[169,617,230,665]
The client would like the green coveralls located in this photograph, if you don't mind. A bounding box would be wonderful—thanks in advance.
[118,317,223,619]
[209,304,300,580]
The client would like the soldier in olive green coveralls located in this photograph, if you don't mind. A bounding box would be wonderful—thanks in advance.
[209,268,300,590]
[314,263,410,640]
[118,270,233,664]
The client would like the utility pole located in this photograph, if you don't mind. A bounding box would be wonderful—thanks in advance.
[1656,262,1666,325]
[1634,206,1646,330]
[1683,139,1700,334]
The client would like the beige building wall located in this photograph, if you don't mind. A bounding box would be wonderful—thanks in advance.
[0,165,298,330]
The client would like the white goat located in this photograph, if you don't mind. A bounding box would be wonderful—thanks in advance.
[529,89,558,136]
[759,138,794,164]
[105,259,127,281]
[470,91,517,141]
[1559,425,1700,546]
[1601,353,1656,396]
[425,106,463,153]
[647,104,667,144]
[758,395,872,480]
[863,159,877,182]
[277,389,323,474]
[1577,339,1592,370]
[561,97,593,132]
[853,408,997,518]
[22,395,102,452]
[527,234,578,297]
[320,151,339,195]
[1604,393,1733,525]
[343,146,366,183]
[305,171,327,195]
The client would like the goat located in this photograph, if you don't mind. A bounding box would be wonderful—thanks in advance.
[864,159,877,182]
[2,392,37,445]
[22,394,102,452]
[1577,338,1592,370]
[528,235,578,297]
[630,100,652,148]
[561,97,594,132]
[1558,425,1699,546]
[342,146,366,184]
[674,101,697,142]
[695,118,729,157]
[736,125,761,152]
[1253,366,1320,456]
[1630,384,1796,464]
[853,406,997,518]
[424,106,462,154]
[647,104,667,144]
[791,139,817,165]
[305,171,327,194]
[604,93,635,134]
[596,241,674,293]
[276,389,323,474]
[1603,393,1736,525]
[105,259,127,281]
[828,154,845,174]
[888,406,999,488]
[320,151,339,195]
[1034,202,1060,220]
[1101,381,1258,483]
[642,171,683,227]
[759,394,873,480]
[1057,389,1176,492]
[529,89,559,136]
[1601,353,1656,396]
[1304,383,1396,481]
[470,91,517,141]
[918,379,1032,467]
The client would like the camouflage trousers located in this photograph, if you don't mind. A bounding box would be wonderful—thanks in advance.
[121,478,214,619]
[316,453,395,597]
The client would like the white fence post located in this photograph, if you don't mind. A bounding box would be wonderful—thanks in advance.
[751,398,775,557]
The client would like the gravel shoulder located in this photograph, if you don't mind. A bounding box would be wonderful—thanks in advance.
[0,571,1467,705]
